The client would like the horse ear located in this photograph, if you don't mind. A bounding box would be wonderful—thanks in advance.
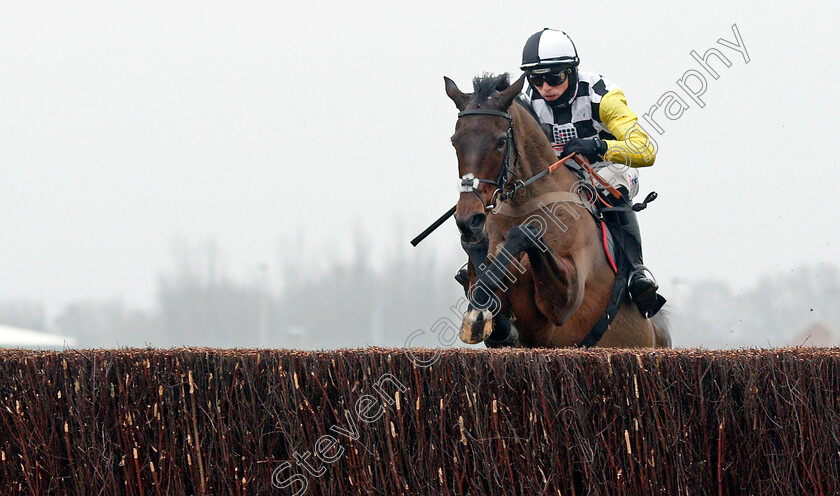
[444,76,469,111]
[498,73,527,109]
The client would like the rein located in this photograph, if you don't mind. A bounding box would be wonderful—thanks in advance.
[410,110,621,246]
[455,108,622,213]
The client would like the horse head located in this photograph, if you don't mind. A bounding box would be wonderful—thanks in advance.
[444,73,526,244]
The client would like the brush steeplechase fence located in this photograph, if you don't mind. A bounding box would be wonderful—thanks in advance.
[1,347,838,495]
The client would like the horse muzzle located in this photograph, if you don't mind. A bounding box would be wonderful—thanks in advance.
[455,211,486,243]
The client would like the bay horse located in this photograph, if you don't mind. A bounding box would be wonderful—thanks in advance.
[445,73,670,348]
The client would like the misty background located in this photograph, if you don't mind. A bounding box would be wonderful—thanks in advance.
[1,1,839,349]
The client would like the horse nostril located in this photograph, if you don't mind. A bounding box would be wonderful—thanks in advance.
[470,213,486,231]
[455,212,486,236]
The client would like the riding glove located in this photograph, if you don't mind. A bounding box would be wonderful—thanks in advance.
[563,137,607,162]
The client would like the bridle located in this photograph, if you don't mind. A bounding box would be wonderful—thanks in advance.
[456,109,521,213]
[411,105,632,247]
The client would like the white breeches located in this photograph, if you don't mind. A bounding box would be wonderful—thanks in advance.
[591,161,640,200]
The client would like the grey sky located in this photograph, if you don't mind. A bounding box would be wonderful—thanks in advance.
[1,1,838,317]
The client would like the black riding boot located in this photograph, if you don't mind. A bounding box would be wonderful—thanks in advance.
[604,192,664,318]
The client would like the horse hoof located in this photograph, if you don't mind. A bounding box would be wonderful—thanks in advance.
[485,316,519,348]
[460,308,494,344]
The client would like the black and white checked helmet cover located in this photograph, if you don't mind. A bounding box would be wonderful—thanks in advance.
[521,28,580,72]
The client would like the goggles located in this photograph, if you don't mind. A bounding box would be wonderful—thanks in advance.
[527,68,570,87]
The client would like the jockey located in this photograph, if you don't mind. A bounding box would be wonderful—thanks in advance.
[518,28,663,317]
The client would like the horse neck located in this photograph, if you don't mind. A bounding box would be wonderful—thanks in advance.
[509,104,580,203]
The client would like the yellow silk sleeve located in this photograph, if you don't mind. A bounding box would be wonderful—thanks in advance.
[599,89,657,168]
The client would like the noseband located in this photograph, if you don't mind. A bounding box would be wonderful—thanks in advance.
[456,109,519,213]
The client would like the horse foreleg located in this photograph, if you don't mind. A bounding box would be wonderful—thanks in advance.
[459,234,503,344]
[461,224,567,345]
[527,249,580,327]
[497,224,580,328]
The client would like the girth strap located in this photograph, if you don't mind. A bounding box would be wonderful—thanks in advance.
[577,266,627,348]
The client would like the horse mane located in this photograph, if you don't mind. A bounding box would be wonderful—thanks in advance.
[471,72,510,105]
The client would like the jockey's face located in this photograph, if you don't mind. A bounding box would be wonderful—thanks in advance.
[534,78,569,102]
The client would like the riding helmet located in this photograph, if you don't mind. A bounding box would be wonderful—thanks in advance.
[520,28,580,73]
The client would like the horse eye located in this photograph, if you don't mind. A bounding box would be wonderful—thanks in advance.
[496,137,507,149]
